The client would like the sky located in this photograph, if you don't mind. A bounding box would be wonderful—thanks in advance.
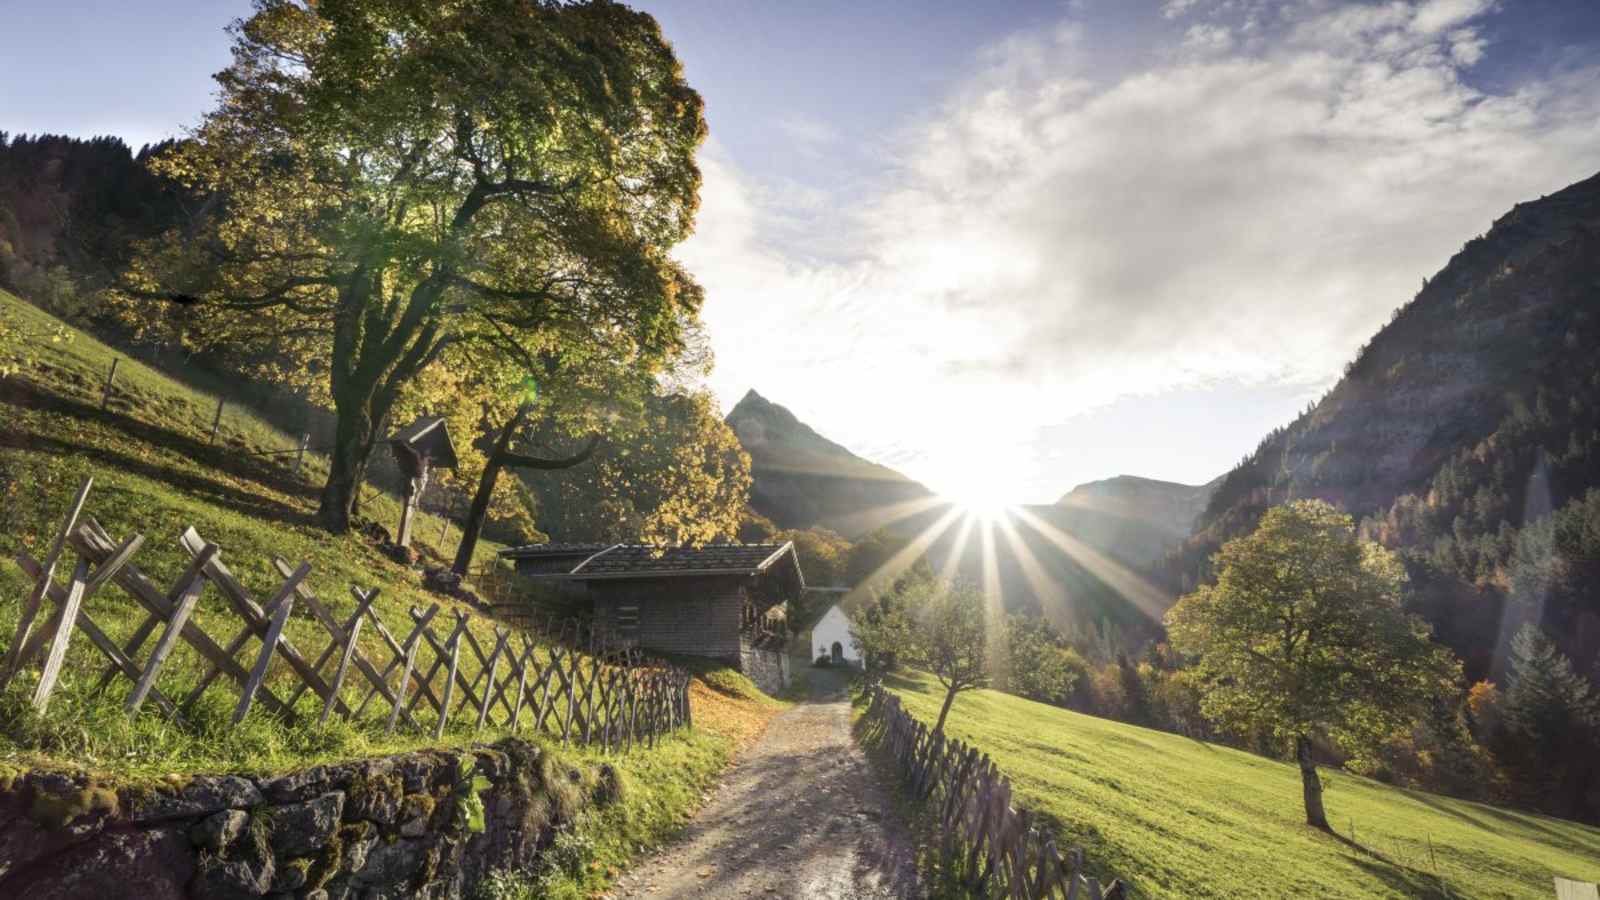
[4,0,1600,504]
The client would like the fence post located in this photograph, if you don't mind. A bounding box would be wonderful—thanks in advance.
[209,398,225,445]
[101,358,119,410]
[294,433,310,476]
[436,497,451,547]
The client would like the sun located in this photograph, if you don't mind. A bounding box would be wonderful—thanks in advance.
[937,484,1014,520]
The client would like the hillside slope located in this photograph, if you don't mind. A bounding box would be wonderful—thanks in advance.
[1162,170,1600,677]
[884,672,1600,899]
[725,389,933,535]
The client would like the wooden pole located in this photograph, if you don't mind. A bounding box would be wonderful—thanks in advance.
[0,477,93,691]
[436,494,451,547]
[293,433,309,476]
[436,624,462,739]
[101,358,119,410]
[319,615,366,727]
[209,398,225,445]
[30,559,92,712]
[232,594,295,725]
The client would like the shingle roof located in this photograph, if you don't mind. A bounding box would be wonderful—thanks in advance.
[499,541,804,589]
[498,543,614,560]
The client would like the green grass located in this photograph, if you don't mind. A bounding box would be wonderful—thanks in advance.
[0,289,575,777]
[882,671,1600,899]
[481,723,738,899]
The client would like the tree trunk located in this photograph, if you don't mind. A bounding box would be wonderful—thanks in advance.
[449,406,600,576]
[934,683,960,735]
[318,382,394,533]
[452,457,506,575]
[1297,735,1330,830]
[319,403,372,533]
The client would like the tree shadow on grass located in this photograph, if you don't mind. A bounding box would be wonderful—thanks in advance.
[0,378,316,530]
[1322,829,1454,899]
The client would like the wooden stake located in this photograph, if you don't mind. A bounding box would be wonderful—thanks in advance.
[319,615,366,727]
[209,398,225,445]
[233,594,295,725]
[125,545,216,715]
[101,358,119,410]
[435,622,463,739]
[30,559,91,711]
[293,433,309,476]
[0,477,92,691]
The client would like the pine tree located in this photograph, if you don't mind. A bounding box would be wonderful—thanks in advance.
[1500,625,1600,817]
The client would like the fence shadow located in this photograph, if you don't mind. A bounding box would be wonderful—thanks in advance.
[857,682,1124,900]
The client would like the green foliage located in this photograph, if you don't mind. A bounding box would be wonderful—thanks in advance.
[523,389,750,545]
[998,615,1078,706]
[1167,501,1461,753]
[120,0,709,530]
[884,670,1600,899]
[1491,625,1600,818]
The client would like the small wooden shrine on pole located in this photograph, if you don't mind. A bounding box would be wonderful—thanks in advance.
[388,416,458,549]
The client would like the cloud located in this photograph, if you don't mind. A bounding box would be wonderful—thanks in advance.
[774,114,840,148]
[680,1,1600,499]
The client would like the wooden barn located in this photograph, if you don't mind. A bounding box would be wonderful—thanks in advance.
[497,542,805,693]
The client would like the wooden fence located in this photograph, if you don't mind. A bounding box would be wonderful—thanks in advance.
[861,683,1125,900]
[0,479,691,752]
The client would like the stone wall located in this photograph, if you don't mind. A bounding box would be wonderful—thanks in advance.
[0,737,615,899]
[739,637,789,695]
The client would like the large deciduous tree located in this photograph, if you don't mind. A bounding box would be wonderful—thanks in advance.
[122,0,706,531]
[1166,500,1460,830]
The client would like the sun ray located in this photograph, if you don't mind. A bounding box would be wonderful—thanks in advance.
[935,512,977,585]
[979,514,1011,685]
[1011,506,1173,622]
[993,511,1073,630]
[828,494,950,539]
[844,503,966,606]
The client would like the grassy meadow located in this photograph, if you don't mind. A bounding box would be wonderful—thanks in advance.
[882,671,1600,899]
[0,288,783,783]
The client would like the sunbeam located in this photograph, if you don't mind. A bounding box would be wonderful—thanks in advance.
[992,511,1073,630]
[1011,505,1173,622]
[845,503,966,605]
[828,494,949,539]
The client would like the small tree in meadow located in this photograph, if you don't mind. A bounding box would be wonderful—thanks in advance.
[856,573,990,734]
[1166,500,1460,830]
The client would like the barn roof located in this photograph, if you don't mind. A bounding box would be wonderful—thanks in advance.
[498,543,613,559]
[497,541,805,592]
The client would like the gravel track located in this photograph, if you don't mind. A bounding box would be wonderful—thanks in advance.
[609,669,920,899]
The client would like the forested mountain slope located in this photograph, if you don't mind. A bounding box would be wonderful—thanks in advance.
[1160,170,1600,680]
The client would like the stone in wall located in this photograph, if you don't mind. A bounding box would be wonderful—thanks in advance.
[0,737,612,899]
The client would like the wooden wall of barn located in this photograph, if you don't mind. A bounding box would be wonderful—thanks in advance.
[589,577,746,661]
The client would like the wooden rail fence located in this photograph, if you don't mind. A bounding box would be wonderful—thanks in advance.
[861,683,1125,900]
[0,479,691,752]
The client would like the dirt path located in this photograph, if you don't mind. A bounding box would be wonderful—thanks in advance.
[609,668,920,900]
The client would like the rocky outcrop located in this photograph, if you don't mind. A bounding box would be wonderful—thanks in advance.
[0,737,608,899]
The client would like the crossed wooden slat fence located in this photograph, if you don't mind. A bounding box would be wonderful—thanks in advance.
[862,683,1125,900]
[0,479,691,752]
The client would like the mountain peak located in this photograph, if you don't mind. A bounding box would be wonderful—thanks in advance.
[725,389,930,534]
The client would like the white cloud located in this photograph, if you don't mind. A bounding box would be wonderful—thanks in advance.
[773,113,840,148]
[680,1,1600,500]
